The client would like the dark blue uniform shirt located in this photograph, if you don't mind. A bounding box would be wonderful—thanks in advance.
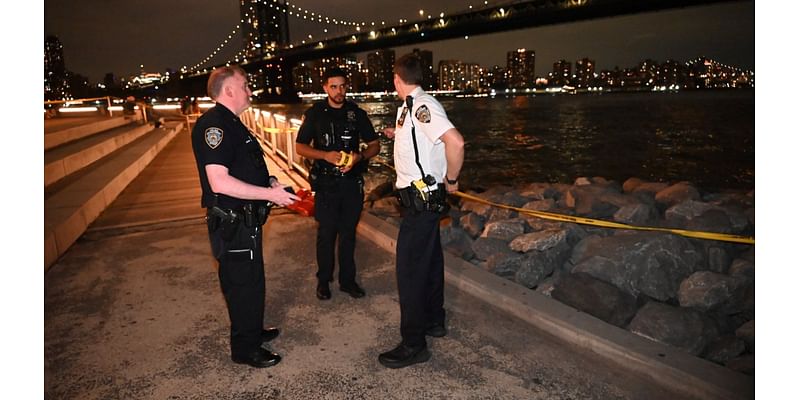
[191,104,270,210]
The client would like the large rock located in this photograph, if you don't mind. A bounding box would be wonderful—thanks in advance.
[705,245,733,273]
[440,226,475,260]
[622,177,669,195]
[564,184,636,219]
[486,252,524,279]
[613,203,659,225]
[735,320,755,353]
[460,192,493,217]
[471,237,514,261]
[726,354,755,375]
[487,207,519,223]
[369,196,402,218]
[703,336,746,365]
[520,183,561,201]
[664,200,716,225]
[728,258,755,280]
[551,272,638,328]
[509,229,568,253]
[569,232,704,301]
[481,219,526,241]
[655,181,701,208]
[678,271,748,313]
[522,198,556,212]
[628,301,718,355]
[459,212,486,239]
[513,241,571,288]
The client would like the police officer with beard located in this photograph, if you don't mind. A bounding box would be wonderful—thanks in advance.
[296,68,380,301]
[191,65,298,368]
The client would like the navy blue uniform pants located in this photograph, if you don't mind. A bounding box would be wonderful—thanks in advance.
[208,220,265,358]
[313,176,363,286]
[396,208,446,349]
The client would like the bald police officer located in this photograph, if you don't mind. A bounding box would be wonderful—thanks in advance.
[191,65,298,368]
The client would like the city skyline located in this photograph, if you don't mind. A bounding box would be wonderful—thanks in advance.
[43,0,754,84]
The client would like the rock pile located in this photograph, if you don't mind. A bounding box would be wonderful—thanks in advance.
[364,176,755,375]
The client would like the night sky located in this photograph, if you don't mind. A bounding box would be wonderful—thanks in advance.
[43,0,754,83]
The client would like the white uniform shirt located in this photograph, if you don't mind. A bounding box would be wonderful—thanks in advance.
[393,87,455,189]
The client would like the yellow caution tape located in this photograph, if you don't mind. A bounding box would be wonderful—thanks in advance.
[454,191,754,245]
[336,151,355,169]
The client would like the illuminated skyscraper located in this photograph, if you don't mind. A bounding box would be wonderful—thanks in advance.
[45,35,70,100]
[506,49,535,89]
[240,0,289,58]
[412,48,434,90]
[575,58,595,88]
[551,59,571,87]
[367,50,395,92]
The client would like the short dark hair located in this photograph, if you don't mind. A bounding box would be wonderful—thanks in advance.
[322,67,348,85]
[393,54,423,85]
[207,65,246,99]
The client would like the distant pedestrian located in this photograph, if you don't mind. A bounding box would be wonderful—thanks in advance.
[190,65,298,369]
[122,95,136,116]
[379,53,465,369]
[295,67,380,301]
[191,98,200,114]
[180,96,191,115]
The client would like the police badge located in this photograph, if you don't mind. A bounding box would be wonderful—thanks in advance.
[205,127,224,149]
[347,110,356,122]
[414,105,431,123]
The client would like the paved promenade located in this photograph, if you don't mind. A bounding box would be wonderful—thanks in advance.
[43,126,739,399]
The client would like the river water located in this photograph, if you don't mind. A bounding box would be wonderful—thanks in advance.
[260,90,754,193]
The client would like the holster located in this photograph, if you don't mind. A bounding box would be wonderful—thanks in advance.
[207,206,242,242]
[397,184,449,214]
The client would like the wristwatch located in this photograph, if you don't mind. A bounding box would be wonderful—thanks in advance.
[445,176,458,184]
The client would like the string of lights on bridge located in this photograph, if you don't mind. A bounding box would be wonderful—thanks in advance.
[181,0,506,74]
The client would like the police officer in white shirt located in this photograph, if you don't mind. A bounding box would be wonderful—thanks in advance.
[379,53,465,369]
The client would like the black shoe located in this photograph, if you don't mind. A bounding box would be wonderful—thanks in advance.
[378,343,431,369]
[339,282,365,298]
[316,282,331,300]
[231,348,281,368]
[425,324,447,338]
[262,327,280,343]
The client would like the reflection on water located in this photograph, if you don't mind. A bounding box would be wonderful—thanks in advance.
[258,90,754,192]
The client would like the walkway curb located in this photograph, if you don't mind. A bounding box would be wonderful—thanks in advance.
[356,211,754,400]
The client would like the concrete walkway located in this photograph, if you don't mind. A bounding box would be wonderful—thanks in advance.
[45,213,677,400]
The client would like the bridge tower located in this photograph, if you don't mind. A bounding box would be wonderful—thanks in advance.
[240,0,295,100]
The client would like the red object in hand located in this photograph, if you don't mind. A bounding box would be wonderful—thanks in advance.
[285,188,315,217]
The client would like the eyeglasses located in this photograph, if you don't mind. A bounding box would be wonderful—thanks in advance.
[397,106,408,127]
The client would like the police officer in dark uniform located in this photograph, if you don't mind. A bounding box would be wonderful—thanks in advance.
[296,68,380,301]
[191,65,298,369]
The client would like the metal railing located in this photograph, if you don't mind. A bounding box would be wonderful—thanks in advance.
[241,107,310,181]
[44,96,148,121]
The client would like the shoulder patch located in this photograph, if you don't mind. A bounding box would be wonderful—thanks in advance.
[205,127,224,149]
[414,105,431,123]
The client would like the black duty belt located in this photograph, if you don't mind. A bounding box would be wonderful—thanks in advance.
[207,203,270,228]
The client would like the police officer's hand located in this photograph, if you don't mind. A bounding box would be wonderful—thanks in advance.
[339,152,360,173]
[383,127,396,139]
[266,185,299,206]
[445,181,459,193]
[324,151,341,165]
